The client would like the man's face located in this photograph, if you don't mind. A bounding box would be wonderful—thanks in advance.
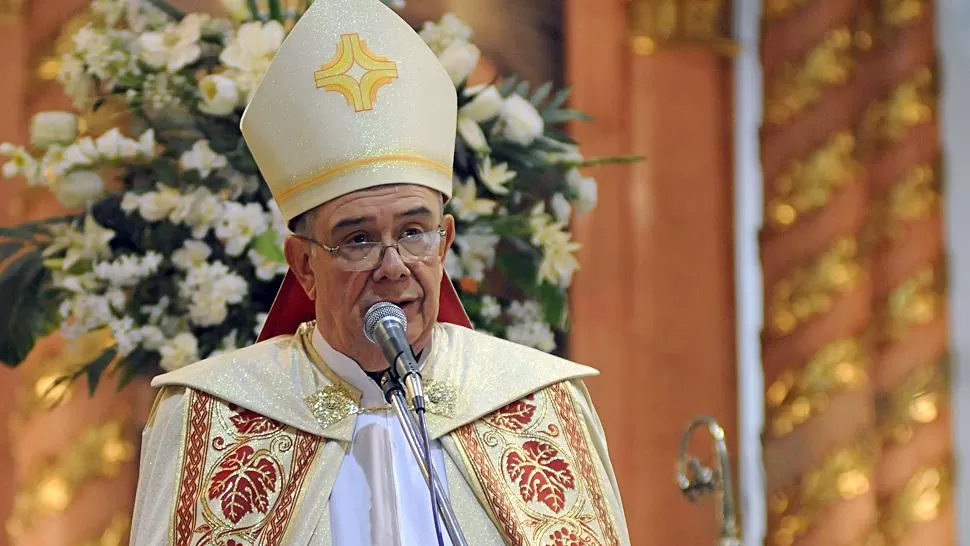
[284,184,455,370]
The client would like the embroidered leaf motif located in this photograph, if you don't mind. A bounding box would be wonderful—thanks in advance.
[545,525,600,546]
[505,439,575,513]
[485,394,537,432]
[207,445,280,524]
[228,404,284,436]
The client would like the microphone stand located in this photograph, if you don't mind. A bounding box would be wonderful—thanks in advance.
[381,373,469,546]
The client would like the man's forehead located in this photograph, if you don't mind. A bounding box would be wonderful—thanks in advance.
[317,184,442,225]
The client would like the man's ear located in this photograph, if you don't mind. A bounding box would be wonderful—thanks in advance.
[284,237,317,299]
[440,214,456,260]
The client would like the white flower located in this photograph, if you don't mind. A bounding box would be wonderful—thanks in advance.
[137,14,205,72]
[550,192,571,224]
[92,0,127,26]
[457,117,488,154]
[437,40,480,85]
[216,202,270,256]
[30,112,78,149]
[198,74,240,116]
[179,140,227,177]
[173,240,213,271]
[248,248,287,281]
[566,168,598,215]
[51,271,99,293]
[478,157,515,195]
[420,14,473,52]
[176,187,224,238]
[449,177,496,221]
[134,184,181,222]
[460,85,503,122]
[95,128,129,160]
[225,168,261,198]
[139,325,166,351]
[254,312,269,338]
[541,142,584,165]
[56,55,94,109]
[220,21,285,101]
[529,206,581,287]
[159,332,200,371]
[52,171,106,208]
[454,229,499,282]
[180,261,248,326]
[61,137,100,170]
[219,0,251,20]
[110,316,142,357]
[44,215,115,270]
[480,295,501,320]
[505,319,556,352]
[0,144,40,183]
[93,252,163,287]
[60,293,115,340]
[501,94,544,146]
[507,300,544,323]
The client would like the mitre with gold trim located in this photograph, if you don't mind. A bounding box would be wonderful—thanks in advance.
[240,0,471,340]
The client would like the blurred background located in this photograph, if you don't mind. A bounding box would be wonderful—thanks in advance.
[0,0,968,545]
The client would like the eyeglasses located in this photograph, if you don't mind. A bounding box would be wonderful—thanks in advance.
[295,227,446,272]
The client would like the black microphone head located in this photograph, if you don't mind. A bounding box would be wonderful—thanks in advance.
[363,302,407,344]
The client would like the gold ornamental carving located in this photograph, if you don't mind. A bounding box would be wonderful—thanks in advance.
[763,0,814,21]
[768,131,860,229]
[867,164,940,243]
[765,27,855,126]
[859,68,935,147]
[768,237,862,336]
[875,358,949,445]
[767,438,879,546]
[881,0,928,29]
[766,337,868,438]
[876,267,943,341]
[6,419,135,539]
[879,464,951,541]
[627,0,738,56]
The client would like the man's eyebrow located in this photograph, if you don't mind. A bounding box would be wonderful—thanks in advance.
[331,215,370,233]
[396,206,434,219]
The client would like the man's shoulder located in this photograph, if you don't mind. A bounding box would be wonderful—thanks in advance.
[151,333,297,388]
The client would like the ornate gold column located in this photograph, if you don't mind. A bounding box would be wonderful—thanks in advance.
[759,1,879,545]
[858,1,953,544]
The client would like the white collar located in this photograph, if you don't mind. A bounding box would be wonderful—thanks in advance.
[311,326,434,408]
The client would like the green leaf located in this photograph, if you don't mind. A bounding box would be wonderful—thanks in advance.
[267,0,283,21]
[536,282,567,329]
[542,109,593,124]
[497,75,520,97]
[0,251,62,365]
[530,82,554,106]
[496,246,539,293]
[543,129,578,145]
[514,81,531,97]
[544,86,572,111]
[145,0,184,20]
[247,0,261,20]
[251,229,286,264]
[85,345,118,397]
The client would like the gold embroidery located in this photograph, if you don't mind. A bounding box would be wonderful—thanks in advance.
[875,359,949,445]
[305,385,361,429]
[768,237,862,336]
[868,164,939,243]
[453,384,620,545]
[425,379,458,417]
[860,68,935,146]
[768,131,859,229]
[314,32,398,112]
[765,27,855,126]
[765,337,869,438]
[768,438,878,546]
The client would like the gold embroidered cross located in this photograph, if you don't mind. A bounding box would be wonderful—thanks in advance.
[314,33,398,112]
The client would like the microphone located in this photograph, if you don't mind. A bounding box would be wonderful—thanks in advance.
[363,302,426,412]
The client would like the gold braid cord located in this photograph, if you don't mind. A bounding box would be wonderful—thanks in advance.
[761,1,875,545]
[859,2,951,545]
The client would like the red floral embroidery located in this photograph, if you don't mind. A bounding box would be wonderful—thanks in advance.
[229,405,284,436]
[547,526,582,546]
[207,445,281,524]
[485,394,537,432]
[505,439,575,513]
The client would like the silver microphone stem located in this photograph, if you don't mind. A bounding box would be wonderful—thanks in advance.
[382,379,468,546]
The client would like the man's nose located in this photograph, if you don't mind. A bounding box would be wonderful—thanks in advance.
[372,245,410,281]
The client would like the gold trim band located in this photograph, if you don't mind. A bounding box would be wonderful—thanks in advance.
[277,154,453,202]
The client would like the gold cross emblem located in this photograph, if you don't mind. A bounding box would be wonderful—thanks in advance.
[314,33,398,112]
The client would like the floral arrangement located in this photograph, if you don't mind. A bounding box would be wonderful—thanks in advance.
[0,0,635,392]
